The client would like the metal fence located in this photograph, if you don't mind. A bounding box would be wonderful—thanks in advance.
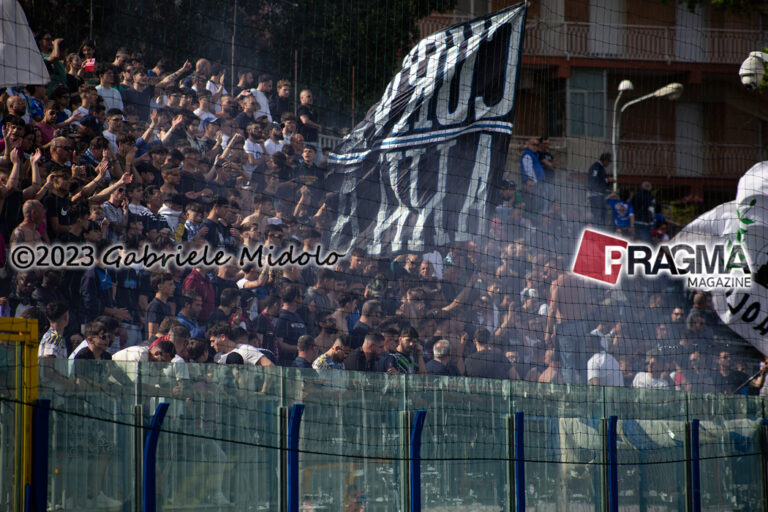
[0,357,753,511]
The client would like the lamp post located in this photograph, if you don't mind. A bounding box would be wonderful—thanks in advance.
[611,81,684,191]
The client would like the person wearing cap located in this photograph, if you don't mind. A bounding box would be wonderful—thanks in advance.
[199,117,221,153]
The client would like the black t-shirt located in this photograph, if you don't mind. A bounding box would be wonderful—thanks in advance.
[296,105,318,142]
[588,161,608,193]
[42,192,72,241]
[349,321,371,350]
[463,349,512,380]
[275,310,306,345]
[0,189,23,241]
[179,171,208,195]
[270,97,290,124]
[200,218,234,252]
[254,313,277,355]
[343,348,378,372]
[146,297,172,327]
[714,370,749,393]
[114,268,149,324]
[236,111,257,131]
[121,85,155,122]
[74,347,113,360]
[294,162,325,209]
[426,359,461,377]
[208,308,231,326]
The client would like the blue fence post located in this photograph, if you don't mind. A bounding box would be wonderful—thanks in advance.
[690,419,701,512]
[143,402,169,512]
[409,409,427,512]
[607,415,618,512]
[31,399,51,512]
[287,403,305,512]
[762,419,768,512]
[514,411,525,512]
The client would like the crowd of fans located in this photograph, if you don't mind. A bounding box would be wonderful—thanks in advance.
[0,31,765,395]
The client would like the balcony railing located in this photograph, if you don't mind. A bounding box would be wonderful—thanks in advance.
[418,15,767,65]
[508,136,759,179]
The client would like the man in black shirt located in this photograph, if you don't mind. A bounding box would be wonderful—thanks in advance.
[426,339,461,376]
[254,296,281,361]
[714,351,750,393]
[208,288,240,326]
[274,285,307,365]
[42,168,73,241]
[587,152,612,227]
[297,89,321,143]
[463,328,515,380]
[344,332,385,372]
[200,197,234,251]
[294,145,325,211]
[630,181,656,242]
[146,273,174,339]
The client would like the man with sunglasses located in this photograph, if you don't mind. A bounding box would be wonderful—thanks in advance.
[42,146,74,241]
[520,137,544,186]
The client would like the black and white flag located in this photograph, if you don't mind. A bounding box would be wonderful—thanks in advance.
[326,4,527,256]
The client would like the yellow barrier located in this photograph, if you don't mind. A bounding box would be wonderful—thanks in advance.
[1,318,39,512]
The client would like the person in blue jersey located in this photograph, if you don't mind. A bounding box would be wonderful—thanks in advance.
[606,189,635,238]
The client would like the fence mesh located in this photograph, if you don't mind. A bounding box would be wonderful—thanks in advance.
[2,0,768,508]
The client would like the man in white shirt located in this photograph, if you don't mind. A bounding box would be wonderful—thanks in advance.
[102,108,125,154]
[209,323,273,366]
[243,122,266,177]
[194,89,217,127]
[263,123,284,156]
[112,341,175,363]
[249,74,273,122]
[632,352,672,389]
[587,328,624,387]
[96,65,124,112]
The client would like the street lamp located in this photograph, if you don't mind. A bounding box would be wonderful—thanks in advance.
[739,51,768,89]
[610,81,684,191]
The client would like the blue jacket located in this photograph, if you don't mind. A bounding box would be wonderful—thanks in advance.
[520,147,544,183]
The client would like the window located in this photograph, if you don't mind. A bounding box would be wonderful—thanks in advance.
[568,69,606,138]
